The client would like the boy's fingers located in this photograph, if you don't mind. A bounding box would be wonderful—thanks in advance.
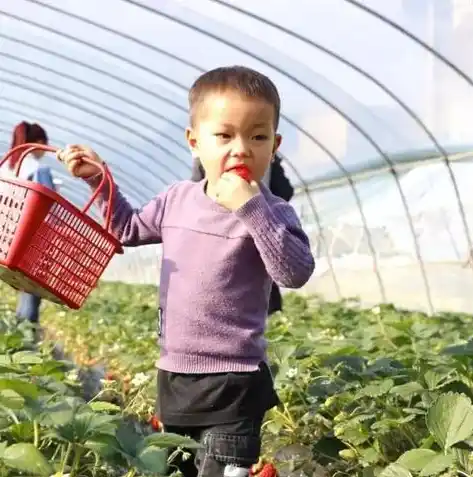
[65,144,84,152]
[69,159,82,176]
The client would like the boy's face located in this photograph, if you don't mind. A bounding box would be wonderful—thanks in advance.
[186,91,281,185]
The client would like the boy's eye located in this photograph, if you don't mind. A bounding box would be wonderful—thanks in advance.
[254,135,268,140]
[215,133,231,139]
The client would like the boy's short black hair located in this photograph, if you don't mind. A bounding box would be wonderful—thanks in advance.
[188,65,281,129]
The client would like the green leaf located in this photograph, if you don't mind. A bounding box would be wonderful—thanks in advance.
[380,463,413,477]
[396,449,437,472]
[419,454,454,476]
[0,355,12,366]
[8,422,34,442]
[0,378,39,399]
[424,369,454,390]
[143,432,203,450]
[137,445,168,474]
[89,401,121,413]
[273,344,297,363]
[0,442,7,458]
[0,390,24,410]
[356,379,394,399]
[265,420,283,434]
[11,351,42,365]
[359,447,382,465]
[426,392,473,451]
[390,382,424,399]
[116,419,143,457]
[29,360,69,378]
[442,341,473,356]
[84,434,121,458]
[41,398,81,427]
[2,443,53,476]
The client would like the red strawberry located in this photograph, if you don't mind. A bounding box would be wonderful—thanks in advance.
[229,164,252,183]
[250,461,278,477]
[104,371,115,381]
[149,415,162,431]
[259,463,278,477]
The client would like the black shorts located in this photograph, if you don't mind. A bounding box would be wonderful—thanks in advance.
[164,417,263,477]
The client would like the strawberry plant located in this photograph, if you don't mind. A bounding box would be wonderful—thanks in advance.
[6,281,473,475]
[0,285,199,476]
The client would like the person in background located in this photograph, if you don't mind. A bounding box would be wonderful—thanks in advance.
[6,121,55,328]
[191,152,294,315]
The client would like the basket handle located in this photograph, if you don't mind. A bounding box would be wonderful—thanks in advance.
[0,143,115,233]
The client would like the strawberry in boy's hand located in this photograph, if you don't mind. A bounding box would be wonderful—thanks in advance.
[215,164,259,212]
[227,164,252,183]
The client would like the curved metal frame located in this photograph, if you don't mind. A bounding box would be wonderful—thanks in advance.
[0,121,153,203]
[199,0,473,307]
[0,97,169,188]
[0,74,185,182]
[0,103,161,200]
[3,0,469,310]
[7,0,388,303]
[0,131,147,207]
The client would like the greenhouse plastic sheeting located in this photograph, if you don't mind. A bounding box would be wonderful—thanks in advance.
[1,0,473,314]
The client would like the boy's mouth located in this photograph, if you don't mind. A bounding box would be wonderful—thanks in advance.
[224,164,252,182]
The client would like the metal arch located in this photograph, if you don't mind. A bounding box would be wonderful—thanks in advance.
[276,115,388,297]
[0,97,169,189]
[0,52,184,135]
[26,0,203,76]
[341,0,473,275]
[2,5,331,195]
[123,0,434,312]
[0,32,188,116]
[12,0,390,302]
[277,151,342,298]
[0,32,191,190]
[0,110,160,201]
[0,123,153,204]
[0,76,184,183]
[0,56,188,159]
[6,2,429,305]
[0,7,191,98]
[6,2,387,302]
[301,149,473,194]
[210,0,473,272]
[344,0,472,86]
[0,104,163,200]
[4,4,361,186]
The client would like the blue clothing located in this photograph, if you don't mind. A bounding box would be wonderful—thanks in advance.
[16,293,41,324]
[17,164,56,326]
[28,165,56,191]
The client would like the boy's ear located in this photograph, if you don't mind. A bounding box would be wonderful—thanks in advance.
[273,134,282,154]
[186,127,198,157]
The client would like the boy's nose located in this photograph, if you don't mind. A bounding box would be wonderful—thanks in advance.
[231,138,250,156]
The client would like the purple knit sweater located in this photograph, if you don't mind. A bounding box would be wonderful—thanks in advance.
[86,177,315,373]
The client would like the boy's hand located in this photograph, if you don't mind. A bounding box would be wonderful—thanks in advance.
[57,144,104,178]
[215,172,259,211]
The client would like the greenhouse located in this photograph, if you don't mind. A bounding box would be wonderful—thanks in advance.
[0,1,473,476]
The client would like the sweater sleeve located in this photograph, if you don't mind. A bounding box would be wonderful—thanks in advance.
[235,193,315,288]
[84,173,168,247]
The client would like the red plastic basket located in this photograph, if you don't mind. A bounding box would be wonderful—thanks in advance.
[0,143,123,309]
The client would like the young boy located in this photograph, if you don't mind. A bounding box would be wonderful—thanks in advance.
[59,65,315,477]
